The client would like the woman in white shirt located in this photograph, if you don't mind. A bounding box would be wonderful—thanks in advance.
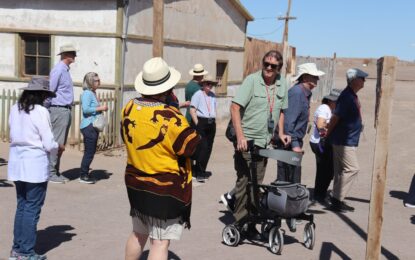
[190,76,217,182]
[8,77,64,260]
[309,91,339,203]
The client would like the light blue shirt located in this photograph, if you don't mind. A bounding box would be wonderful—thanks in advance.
[48,61,74,106]
[80,90,100,129]
[190,90,216,118]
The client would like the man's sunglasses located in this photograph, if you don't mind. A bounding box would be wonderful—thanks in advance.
[263,62,280,70]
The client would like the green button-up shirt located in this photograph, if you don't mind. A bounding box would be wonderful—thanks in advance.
[185,80,201,123]
[232,70,288,148]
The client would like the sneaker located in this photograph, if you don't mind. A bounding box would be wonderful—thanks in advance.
[404,202,415,208]
[287,218,297,232]
[79,175,96,184]
[9,249,18,260]
[17,254,47,260]
[60,175,69,182]
[196,175,206,183]
[202,171,212,178]
[220,192,235,212]
[48,175,66,184]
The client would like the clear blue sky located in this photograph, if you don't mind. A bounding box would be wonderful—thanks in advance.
[239,0,415,61]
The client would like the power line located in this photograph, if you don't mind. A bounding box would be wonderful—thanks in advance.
[247,24,284,37]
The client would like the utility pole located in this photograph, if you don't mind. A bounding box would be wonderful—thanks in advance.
[153,0,164,57]
[278,0,296,76]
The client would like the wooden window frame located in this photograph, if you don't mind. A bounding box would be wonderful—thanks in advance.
[215,60,229,96]
[20,34,51,77]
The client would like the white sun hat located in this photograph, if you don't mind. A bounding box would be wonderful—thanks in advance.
[134,57,181,95]
[189,63,208,76]
[293,63,325,82]
[57,43,78,55]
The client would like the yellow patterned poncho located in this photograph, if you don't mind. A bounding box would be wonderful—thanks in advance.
[121,97,200,228]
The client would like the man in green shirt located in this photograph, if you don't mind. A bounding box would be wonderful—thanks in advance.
[185,63,208,124]
[226,50,289,239]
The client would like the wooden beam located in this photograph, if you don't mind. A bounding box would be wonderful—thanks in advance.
[365,56,397,260]
[153,0,164,57]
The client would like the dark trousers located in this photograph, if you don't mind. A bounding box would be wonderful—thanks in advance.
[193,118,216,174]
[80,124,99,177]
[12,181,48,255]
[276,141,303,183]
[277,161,301,183]
[233,149,268,221]
[309,141,334,200]
[405,175,415,204]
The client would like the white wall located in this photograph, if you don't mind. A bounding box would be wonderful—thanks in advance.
[53,36,117,84]
[164,0,246,47]
[127,0,246,47]
[123,39,153,85]
[0,0,117,33]
[123,40,244,86]
[0,33,15,77]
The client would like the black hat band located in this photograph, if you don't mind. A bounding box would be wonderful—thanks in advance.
[143,71,171,86]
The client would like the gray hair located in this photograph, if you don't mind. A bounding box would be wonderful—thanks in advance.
[82,72,99,90]
[346,68,368,85]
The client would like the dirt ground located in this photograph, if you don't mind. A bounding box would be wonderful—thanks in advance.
[1,65,414,259]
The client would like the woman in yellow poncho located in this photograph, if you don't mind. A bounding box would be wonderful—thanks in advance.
[121,57,200,260]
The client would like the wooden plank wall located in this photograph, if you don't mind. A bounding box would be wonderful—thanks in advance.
[296,56,337,102]
[243,37,295,78]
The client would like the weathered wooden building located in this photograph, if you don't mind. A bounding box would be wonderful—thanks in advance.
[0,0,252,97]
[0,0,253,144]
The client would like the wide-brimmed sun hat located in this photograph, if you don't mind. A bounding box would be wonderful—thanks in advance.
[134,57,181,95]
[21,77,56,97]
[199,75,218,86]
[189,63,208,76]
[293,63,325,81]
[57,43,78,55]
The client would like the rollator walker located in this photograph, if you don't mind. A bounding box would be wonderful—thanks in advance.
[222,141,315,255]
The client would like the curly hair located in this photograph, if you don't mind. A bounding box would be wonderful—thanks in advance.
[18,91,49,114]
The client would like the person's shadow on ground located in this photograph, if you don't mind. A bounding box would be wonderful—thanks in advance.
[0,179,13,187]
[61,168,113,182]
[139,250,180,260]
[389,190,407,201]
[35,225,76,254]
[0,157,7,165]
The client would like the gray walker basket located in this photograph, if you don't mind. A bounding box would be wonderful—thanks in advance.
[262,181,310,218]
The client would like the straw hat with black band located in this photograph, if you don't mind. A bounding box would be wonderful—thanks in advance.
[189,63,208,76]
[135,57,181,95]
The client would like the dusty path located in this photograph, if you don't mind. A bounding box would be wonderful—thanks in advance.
[1,76,414,259]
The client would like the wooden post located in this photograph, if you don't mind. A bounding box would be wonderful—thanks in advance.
[153,0,164,57]
[278,0,296,77]
[365,56,397,260]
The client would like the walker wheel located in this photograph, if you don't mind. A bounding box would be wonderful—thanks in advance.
[268,226,284,254]
[222,225,241,246]
[303,223,315,249]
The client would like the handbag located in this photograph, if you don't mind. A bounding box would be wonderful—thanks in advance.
[225,119,236,142]
[92,114,107,132]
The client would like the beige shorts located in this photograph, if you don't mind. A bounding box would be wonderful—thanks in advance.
[132,216,183,240]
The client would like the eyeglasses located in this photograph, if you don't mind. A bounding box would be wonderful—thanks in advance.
[94,79,100,83]
[263,62,280,70]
